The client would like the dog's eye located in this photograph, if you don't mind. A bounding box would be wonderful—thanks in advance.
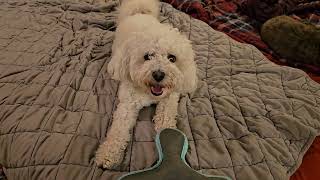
[144,53,154,61]
[168,54,176,63]
[144,54,150,61]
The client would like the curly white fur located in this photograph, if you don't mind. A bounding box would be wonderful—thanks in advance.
[95,0,197,169]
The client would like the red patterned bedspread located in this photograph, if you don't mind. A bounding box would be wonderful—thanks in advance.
[162,0,320,83]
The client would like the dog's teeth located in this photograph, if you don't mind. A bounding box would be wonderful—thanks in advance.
[151,85,163,96]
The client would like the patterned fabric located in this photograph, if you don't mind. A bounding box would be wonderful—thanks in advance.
[161,0,320,83]
[162,0,209,22]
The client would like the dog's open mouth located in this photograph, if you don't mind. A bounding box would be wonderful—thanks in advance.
[150,85,163,96]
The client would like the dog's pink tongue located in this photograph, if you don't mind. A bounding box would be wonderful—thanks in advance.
[152,85,162,93]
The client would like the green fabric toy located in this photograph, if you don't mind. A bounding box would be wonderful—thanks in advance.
[261,15,320,66]
[119,129,232,180]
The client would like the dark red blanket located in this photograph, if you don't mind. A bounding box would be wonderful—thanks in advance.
[291,137,320,180]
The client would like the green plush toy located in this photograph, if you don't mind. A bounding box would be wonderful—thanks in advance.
[261,15,320,66]
[119,129,231,180]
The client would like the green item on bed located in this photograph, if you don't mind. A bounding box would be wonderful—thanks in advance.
[119,128,231,180]
[261,15,320,66]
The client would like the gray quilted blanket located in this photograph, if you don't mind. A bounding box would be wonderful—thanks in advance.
[0,1,320,180]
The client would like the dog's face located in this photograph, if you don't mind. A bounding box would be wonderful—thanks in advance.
[108,28,197,99]
[130,43,185,98]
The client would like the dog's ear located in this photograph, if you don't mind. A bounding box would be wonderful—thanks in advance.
[177,40,198,94]
[181,58,197,94]
[107,46,130,81]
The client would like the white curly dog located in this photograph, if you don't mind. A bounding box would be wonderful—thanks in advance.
[95,0,197,169]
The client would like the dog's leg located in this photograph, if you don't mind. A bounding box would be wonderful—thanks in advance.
[95,102,140,169]
[153,93,179,132]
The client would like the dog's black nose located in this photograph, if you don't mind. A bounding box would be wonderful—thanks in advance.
[152,70,165,82]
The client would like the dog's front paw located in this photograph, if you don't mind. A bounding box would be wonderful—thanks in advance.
[153,115,176,132]
[95,141,126,169]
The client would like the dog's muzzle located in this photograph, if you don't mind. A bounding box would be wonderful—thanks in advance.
[152,70,165,82]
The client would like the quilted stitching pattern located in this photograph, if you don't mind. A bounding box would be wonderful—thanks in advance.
[0,1,319,180]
